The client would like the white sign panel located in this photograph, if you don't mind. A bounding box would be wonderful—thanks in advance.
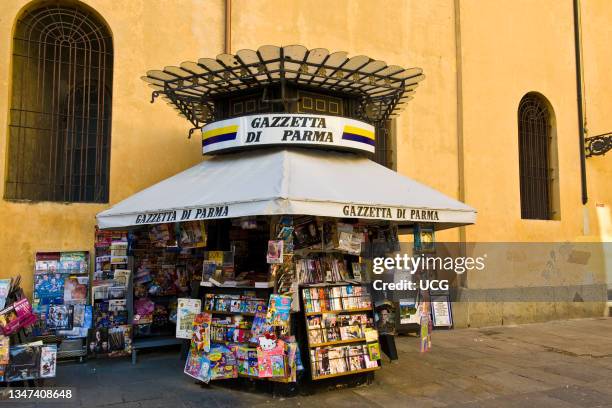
[201,114,376,155]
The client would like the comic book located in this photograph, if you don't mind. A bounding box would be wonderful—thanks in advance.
[265,294,291,326]
[191,312,212,353]
[250,304,272,341]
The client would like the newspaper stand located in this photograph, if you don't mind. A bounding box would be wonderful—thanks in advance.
[95,45,476,393]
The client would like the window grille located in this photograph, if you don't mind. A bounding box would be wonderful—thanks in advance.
[5,4,113,202]
[518,94,551,220]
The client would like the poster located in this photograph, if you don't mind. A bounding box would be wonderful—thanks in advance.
[399,298,420,325]
[176,298,202,339]
[430,295,452,327]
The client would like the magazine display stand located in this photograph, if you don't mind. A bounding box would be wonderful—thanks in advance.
[1,277,57,384]
[91,230,133,358]
[302,283,381,380]
[32,251,90,360]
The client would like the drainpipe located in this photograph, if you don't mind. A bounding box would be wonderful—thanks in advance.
[573,0,588,205]
[225,0,232,54]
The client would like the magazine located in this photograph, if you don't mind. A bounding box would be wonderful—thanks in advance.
[63,276,88,304]
[0,335,9,364]
[293,218,321,249]
[113,269,131,287]
[0,279,10,309]
[39,345,57,378]
[108,325,132,356]
[34,273,65,305]
[266,240,284,264]
[46,305,74,330]
[265,295,291,327]
[6,344,41,381]
[176,298,202,339]
[184,348,211,383]
[191,312,212,353]
[0,298,37,335]
[250,304,272,341]
[88,328,109,355]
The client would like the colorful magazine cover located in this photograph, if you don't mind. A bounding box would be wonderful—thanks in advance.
[176,298,202,339]
[250,304,272,341]
[39,345,57,378]
[191,312,212,353]
[0,335,9,364]
[256,337,285,378]
[266,240,284,264]
[63,276,88,304]
[0,298,37,335]
[265,294,291,326]
[184,349,211,383]
[6,344,41,382]
[34,273,65,305]
[108,325,132,356]
[46,304,74,330]
[0,279,10,310]
[88,328,109,355]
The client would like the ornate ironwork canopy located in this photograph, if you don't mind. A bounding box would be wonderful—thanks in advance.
[142,45,425,134]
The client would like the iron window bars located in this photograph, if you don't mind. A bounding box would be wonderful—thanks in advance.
[142,45,425,136]
[6,4,113,203]
[518,94,552,220]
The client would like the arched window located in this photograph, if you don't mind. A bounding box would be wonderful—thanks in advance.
[518,93,558,220]
[5,4,113,202]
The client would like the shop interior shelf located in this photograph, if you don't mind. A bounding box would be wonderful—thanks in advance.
[308,337,367,348]
[311,366,379,381]
[304,307,372,316]
[203,309,255,317]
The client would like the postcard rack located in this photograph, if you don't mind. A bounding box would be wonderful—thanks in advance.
[300,283,381,381]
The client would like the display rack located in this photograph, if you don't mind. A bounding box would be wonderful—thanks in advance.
[91,230,133,359]
[32,250,90,360]
[300,282,381,381]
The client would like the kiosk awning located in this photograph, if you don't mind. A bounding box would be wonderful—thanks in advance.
[96,149,476,230]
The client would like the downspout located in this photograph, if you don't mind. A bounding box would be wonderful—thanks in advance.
[225,0,232,54]
[573,0,588,205]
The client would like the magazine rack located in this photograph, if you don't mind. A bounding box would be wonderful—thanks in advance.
[32,251,90,361]
[300,282,381,380]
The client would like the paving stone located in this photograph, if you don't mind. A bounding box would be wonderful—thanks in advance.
[543,384,612,407]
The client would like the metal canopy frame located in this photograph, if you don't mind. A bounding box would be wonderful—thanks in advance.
[142,45,425,135]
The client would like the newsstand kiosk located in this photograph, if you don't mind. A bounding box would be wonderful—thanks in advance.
[94,45,476,390]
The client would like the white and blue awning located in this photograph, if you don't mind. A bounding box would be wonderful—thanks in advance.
[96,148,476,230]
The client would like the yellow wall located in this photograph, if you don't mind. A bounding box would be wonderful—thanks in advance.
[0,0,609,326]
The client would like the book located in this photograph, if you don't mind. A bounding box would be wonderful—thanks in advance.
[176,298,202,339]
[250,304,272,341]
[184,349,211,383]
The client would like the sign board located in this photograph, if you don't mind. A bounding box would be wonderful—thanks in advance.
[430,295,453,327]
[201,114,376,155]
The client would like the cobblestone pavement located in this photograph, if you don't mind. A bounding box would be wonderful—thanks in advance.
[3,317,612,407]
